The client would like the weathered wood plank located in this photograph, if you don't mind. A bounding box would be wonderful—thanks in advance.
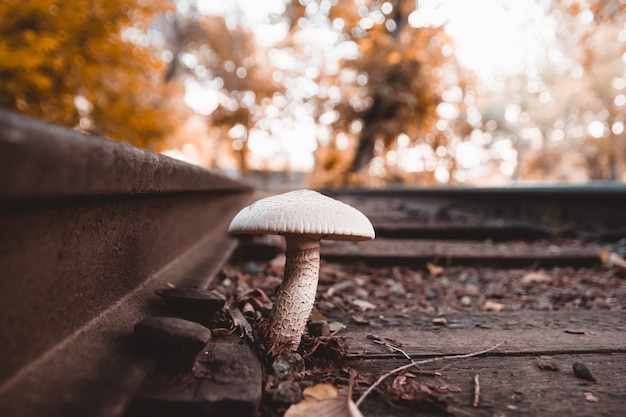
[333,311,626,416]
[321,239,603,267]
[328,311,626,357]
[351,353,626,417]
[129,335,263,417]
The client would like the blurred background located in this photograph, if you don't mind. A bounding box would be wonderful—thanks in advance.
[1,0,625,189]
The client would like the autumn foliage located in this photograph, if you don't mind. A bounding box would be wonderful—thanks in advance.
[0,0,180,149]
[1,0,625,184]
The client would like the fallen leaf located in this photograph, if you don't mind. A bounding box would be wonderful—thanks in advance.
[351,315,371,325]
[483,301,505,312]
[310,305,327,322]
[584,392,599,402]
[284,383,364,417]
[426,262,444,277]
[329,321,346,332]
[599,250,626,270]
[432,317,448,326]
[380,377,448,411]
[237,288,273,311]
[520,271,552,285]
[301,383,338,403]
[536,357,559,371]
[352,299,377,311]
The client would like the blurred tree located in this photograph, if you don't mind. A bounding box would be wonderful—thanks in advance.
[162,7,281,172]
[0,0,181,149]
[155,1,474,182]
[485,0,626,182]
[281,0,474,185]
[554,0,626,181]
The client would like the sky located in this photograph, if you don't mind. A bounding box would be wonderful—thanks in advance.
[409,0,554,84]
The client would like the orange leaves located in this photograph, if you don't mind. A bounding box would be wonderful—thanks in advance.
[0,0,179,149]
[284,383,364,417]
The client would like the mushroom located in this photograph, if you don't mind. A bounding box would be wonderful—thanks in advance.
[228,189,374,351]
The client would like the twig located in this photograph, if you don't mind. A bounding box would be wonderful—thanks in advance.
[472,374,480,407]
[355,340,506,408]
[373,340,441,376]
[372,340,416,365]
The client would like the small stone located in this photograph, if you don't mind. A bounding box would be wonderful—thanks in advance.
[272,352,305,377]
[460,296,472,307]
[464,283,479,296]
[134,316,211,371]
[266,380,302,404]
[425,288,439,300]
[573,362,596,382]
[155,287,225,319]
[389,282,406,295]
[308,320,330,337]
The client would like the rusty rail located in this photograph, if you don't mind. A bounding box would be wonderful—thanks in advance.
[0,111,254,417]
[323,184,626,241]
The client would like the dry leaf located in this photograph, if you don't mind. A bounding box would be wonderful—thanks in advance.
[329,321,346,332]
[599,250,626,270]
[584,392,599,402]
[352,299,377,311]
[237,288,273,311]
[284,383,364,417]
[301,383,338,403]
[310,305,327,322]
[536,357,559,371]
[432,317,447,326]
[426,262,444,277]
[483,301,505,312]
[381,377,448,410]
[351,315,371,325]
[520,271,552,285]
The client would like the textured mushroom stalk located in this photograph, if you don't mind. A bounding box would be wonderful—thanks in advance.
[269,236,320,350]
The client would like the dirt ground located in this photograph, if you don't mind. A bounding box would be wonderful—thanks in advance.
[218,254,626,318]
[211,243,625,416]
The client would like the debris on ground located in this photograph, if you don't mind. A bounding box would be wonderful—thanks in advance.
[573,362,597,382]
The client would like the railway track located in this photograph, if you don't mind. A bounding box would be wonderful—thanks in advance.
[1,111,625,416]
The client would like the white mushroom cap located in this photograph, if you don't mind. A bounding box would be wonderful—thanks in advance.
[228,189,375,241]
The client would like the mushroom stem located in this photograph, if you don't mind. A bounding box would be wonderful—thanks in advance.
[269,236,321,350]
